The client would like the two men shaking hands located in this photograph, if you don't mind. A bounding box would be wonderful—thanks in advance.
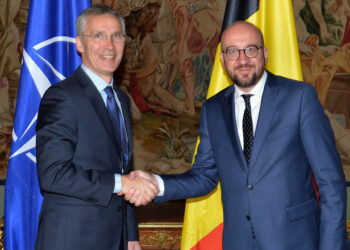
[119,171,160,206]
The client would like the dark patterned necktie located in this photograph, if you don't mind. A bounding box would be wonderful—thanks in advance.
[104,86,128,167]
[242,94,254,165]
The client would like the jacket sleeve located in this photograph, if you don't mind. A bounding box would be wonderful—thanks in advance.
[155,101,219,203]
[300,84,347,250]
[36,85,114,206]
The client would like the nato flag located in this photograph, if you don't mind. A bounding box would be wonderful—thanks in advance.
[4,1,90,249]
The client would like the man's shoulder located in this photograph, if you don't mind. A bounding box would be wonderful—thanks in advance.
[41,68,88,103]
[46,67,88,95]
[206,85,234,103]
[268,72,307,87]
[55,67,86,88]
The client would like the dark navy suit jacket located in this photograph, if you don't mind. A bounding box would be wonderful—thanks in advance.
[156,72,347,250]
[35,67,138,250]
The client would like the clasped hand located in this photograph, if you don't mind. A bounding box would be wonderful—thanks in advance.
[118,170,159,206]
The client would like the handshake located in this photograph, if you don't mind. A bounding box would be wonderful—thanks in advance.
[118,170,159,206]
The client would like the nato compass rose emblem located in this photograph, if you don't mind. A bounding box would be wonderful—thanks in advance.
[9,35,78,164]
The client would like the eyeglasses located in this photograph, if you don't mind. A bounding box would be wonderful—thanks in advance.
[222,46,263,60]
[80,32,126,43]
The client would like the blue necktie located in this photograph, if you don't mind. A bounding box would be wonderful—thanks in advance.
[242,94,254,165]
[104,86,129,167]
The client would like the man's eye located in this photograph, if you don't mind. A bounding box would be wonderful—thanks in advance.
[246,47,256,53]
[113,34,121,39]
[94,33,102,39]
[228,48,237,54]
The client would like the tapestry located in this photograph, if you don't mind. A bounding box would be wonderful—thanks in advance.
[0,0,349,180]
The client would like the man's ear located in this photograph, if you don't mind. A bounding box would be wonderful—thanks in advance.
[75,36,84,54]
[220,50,225,66]
[263,47,268,65]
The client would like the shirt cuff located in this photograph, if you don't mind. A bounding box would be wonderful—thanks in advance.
[114,174,122,193]
[154,174,164,196]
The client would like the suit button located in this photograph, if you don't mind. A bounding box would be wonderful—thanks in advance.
[246,215,251,221]
[252,232,256,239]
[247,184,253,190]
[117,206,122,211]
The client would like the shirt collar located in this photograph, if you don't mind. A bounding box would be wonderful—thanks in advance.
[234,70,267,100]
[81,64,114,92]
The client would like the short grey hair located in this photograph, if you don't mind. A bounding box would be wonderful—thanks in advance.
[76,4,126,36]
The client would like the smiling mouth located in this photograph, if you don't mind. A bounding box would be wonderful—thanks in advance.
[102,55,115,59]
[236,64,253,70]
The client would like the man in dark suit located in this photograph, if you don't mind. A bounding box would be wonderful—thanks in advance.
[124,21,348,249]
[35,4,158,250]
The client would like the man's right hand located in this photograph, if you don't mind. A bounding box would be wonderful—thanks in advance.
[118,171,159,206]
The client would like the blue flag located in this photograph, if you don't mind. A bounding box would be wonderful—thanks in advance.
[4,1,90,249]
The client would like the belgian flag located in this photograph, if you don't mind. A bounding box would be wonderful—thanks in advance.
[181,1,303,249]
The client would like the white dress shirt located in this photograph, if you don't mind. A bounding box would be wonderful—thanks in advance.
[234,70,267,149]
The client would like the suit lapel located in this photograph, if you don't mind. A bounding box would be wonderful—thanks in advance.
[75,68,119,152]
[249,73,280,170]
[222,86,248,172]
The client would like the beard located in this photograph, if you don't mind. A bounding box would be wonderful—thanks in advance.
[232,72,258,89]
[230,64,264,89]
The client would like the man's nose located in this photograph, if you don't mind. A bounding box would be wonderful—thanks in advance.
[237,50,249,63]
[104,36,114,48]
